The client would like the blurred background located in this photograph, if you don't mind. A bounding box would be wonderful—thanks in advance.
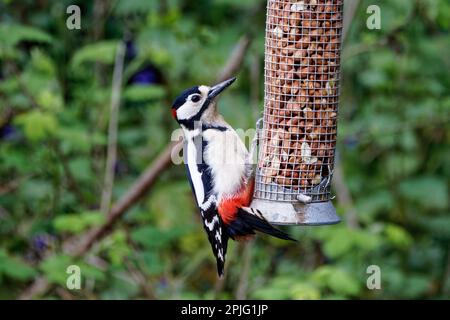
[0,0,449,299]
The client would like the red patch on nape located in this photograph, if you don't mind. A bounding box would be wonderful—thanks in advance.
[171,108,177,119]
[218,178,255,225]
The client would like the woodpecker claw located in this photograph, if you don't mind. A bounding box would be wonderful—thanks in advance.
[248,122,260,175]
[297,193,312,204]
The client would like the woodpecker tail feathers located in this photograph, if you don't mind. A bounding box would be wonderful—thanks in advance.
[200,204,229,278]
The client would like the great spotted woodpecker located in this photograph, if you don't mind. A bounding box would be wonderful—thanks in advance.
[171,77,294,277]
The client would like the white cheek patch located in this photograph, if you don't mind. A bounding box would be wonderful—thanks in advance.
[176,100,202,120]
[176,89,209,121]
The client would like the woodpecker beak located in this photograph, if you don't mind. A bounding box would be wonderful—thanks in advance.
[208,77,236,100]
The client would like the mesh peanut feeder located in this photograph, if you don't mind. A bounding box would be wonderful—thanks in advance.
[251,0,343,225]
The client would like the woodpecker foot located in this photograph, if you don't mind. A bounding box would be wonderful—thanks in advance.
[297,193,312,204]
[248,132,258,165]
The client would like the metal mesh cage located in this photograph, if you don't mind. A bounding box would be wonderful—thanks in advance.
[254,0,344,207]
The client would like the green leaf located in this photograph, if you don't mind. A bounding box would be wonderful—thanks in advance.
[14,110,58,141]
[39,255,74,285]
[0,250,36,282]
[36,90,63,112]
[384,224,413,248]
[420,215,450,240]
[0,24,52,48]
[123,85,166,102]
[290,283,321,300]
[356,191,395,222]
[67,157,92,182]
[252,276,295,299]
[103,230,132,266]
[18,179,53,202]
[385,153,420,179]
[131,225,177,249]
[252,287,290,300]
[214,0,261,8]
[57,128,96,153]
[71,41,119,67]
[139,251,166,276]
[328,271,360,296]
[398,176,449,210]
[317,226,381,259]
[100,273,140,299]
[78,262,106,282]
[383,269,431,298]
[322,229,354,258]
[53,211,105,234]
[312,266,360,296]
[114,0,159,15]
[30,49,56,75]
[40,255,104,286]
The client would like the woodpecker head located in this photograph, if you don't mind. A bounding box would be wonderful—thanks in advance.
[171,77,236,126]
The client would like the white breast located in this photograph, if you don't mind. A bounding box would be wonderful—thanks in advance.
[203,129,249,200]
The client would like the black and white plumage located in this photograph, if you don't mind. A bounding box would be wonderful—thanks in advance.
[182,126,229,275]
[171,77,294,277]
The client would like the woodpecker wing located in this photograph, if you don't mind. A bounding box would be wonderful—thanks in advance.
[229,207,296,241]
[183,132,228,276]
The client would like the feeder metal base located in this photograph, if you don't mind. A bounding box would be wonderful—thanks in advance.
[250,199,340,226]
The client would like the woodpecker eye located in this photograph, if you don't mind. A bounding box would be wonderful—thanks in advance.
[191,94,201,103]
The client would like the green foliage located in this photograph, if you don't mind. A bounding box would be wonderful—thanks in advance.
[0,23,52,48]
[0,0,449,300]
[131,225,181,249]
[39,255,74,285]
[123,85,166,102]
[15,110,58,141]
[53,211,105,234]
[312,266,361,297]
[398,176,448,210]
[40,255,104,286]
[0,250,36,282]
[71,41,119,68]
[101,230,132,266]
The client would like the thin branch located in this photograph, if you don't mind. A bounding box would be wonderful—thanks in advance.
[234,241,254,300]
[100,41,126,215]
[0,175,32,196]
[342,0,361,42]
[0,179,23,196]
[125,260,156,299]
[216,34,251,83]
[19,277,49,300]
[55,287,75,300]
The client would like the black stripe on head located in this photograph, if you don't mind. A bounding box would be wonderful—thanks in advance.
[172,86,201,110]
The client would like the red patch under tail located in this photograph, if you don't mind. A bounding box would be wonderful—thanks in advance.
[218,178,255,225]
